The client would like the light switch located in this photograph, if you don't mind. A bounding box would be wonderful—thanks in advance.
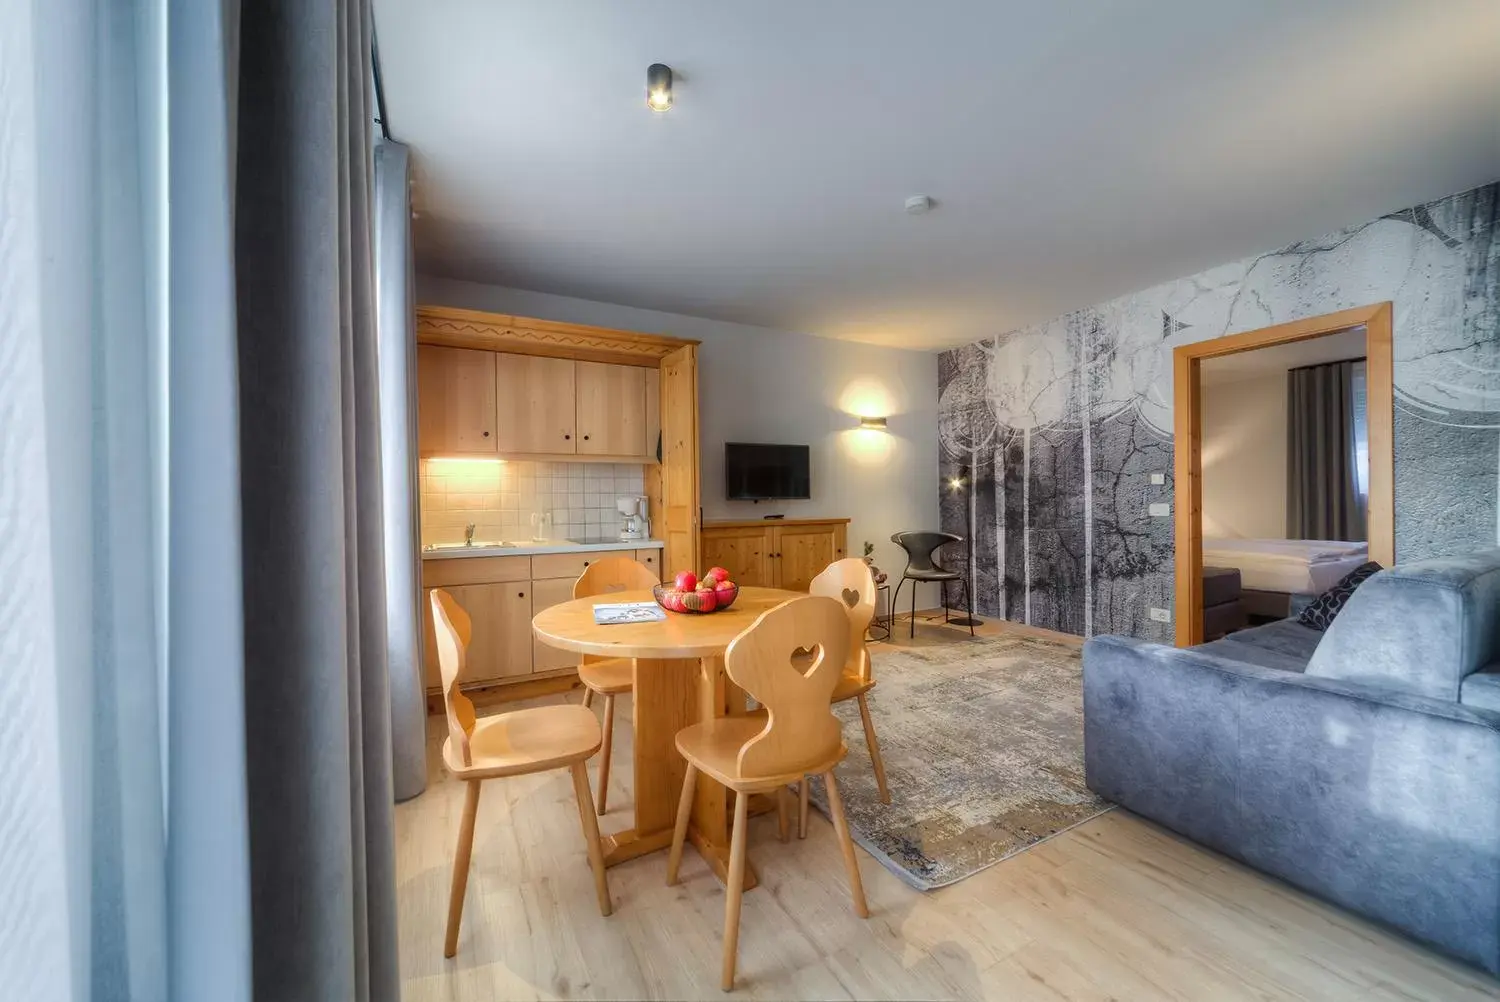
[1150,473,1165,485]
[1149,502,1171,517]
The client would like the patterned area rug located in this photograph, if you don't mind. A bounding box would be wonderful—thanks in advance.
[805,630,1111,890]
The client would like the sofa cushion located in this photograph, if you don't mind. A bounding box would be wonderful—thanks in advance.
[1306,549,1500,701]
[1462,667,1500,713]
[1194,618,1322,673]
[1297,561,1382,630]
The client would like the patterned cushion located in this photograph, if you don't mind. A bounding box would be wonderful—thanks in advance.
[1296,561,1383,631]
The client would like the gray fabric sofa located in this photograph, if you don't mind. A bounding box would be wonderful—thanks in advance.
[1083,549,1500,975]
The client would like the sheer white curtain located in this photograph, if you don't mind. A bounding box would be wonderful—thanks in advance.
[2,2,398,1000]
[1,1,252,999]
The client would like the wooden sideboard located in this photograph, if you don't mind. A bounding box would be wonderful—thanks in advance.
[699,517,849,593]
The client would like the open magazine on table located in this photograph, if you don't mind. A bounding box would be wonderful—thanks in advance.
[592,601,666,625]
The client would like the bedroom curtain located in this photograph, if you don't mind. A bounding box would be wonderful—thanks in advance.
[1,1,399,999]
[1287,359,1368,541]
[235,1,400,998]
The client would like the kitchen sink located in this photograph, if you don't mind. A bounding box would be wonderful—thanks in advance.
[423,541,515,551]
[423,539,587,552]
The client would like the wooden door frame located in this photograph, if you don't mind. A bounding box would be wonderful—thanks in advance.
[1173,302,1394,647]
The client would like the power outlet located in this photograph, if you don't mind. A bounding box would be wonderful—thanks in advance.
[1150,473,1166,485]
[1148,502,1171,517]
[1149,607,1171,623]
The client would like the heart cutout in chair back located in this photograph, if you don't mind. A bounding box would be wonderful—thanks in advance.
[841,587,860,608]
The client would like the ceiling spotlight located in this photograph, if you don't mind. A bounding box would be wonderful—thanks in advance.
[646,63,673,112]
[905,194,934,214]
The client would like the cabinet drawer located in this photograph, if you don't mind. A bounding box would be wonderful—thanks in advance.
[634,548,663,579]
[422,555,531,588]
[531,551,608,581]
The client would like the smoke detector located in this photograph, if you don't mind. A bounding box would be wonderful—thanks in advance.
[904,194,934,214]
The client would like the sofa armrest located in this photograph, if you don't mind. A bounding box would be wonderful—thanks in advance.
[1462,668,1500,713]
[1083,634,1500,975]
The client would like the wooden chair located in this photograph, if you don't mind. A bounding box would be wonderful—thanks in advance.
[666,595,868,991]
[430,588,612,959]
[799,557,890,836]
[573,555,661,814]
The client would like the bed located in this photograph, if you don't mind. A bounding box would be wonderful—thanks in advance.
[1202,538,1368,620]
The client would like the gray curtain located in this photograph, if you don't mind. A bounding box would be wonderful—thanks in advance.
[375,139,428,804]
[1287,360,1367,541]
[235,0,399,999]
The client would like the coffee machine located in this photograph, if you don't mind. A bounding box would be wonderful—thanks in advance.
[616,495,651,542]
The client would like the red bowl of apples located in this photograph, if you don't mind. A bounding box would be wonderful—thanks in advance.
[654,568,739,613]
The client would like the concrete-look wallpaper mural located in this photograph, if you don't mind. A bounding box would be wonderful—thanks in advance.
[938,182,1499,642]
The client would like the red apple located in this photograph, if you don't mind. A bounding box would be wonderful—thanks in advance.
[714,578,736,593]
[665,590,685,612]
[694,587,718,613]
[674,570,698,592]
[705,566,731,584]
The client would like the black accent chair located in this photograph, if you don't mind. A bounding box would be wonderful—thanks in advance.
[889,531,975,638]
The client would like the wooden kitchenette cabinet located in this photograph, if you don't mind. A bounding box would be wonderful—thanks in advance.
[575,360,647,456]
[420,547,665,699]
[700,517,848,592]
[415,304,701,578]
[493,352,577,453]
[416,345,497,455]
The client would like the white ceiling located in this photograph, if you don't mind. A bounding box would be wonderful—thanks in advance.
[374,1,1500,351]
[1201,327,1366,386]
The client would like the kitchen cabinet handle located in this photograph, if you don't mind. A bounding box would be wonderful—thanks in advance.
[482,430,490,437]
[564,434,571,440]
[583,560,591,567]
[583,434,590,441]
[518,591,525,598]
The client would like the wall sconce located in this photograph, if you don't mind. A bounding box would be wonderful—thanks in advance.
[858,416,888,431]
[646,64,673,112]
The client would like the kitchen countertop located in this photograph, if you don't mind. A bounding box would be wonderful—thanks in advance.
[421,537,664,560]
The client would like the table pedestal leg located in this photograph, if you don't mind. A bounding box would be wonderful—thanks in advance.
[597,655,758,890]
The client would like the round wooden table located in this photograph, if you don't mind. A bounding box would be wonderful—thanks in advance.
[533,586,801,888]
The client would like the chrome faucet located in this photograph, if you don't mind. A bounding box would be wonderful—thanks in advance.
[464,523,476,547]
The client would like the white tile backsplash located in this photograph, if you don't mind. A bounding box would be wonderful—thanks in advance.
[420,459,647,545]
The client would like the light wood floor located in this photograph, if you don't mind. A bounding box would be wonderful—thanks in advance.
[396,615,1496,1001]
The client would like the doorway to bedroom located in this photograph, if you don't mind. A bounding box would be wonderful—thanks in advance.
[1173,303,1395,647]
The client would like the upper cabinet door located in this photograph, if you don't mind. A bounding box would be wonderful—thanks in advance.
[417,345,497,455]
[575,361,647,456]
[494,353,577,454]
[657,345,701,577]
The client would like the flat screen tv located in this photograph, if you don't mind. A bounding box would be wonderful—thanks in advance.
[725,442,811,501]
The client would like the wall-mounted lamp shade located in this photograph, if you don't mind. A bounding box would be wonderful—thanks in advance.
[858,416,888,430]
[646,63,673,112]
